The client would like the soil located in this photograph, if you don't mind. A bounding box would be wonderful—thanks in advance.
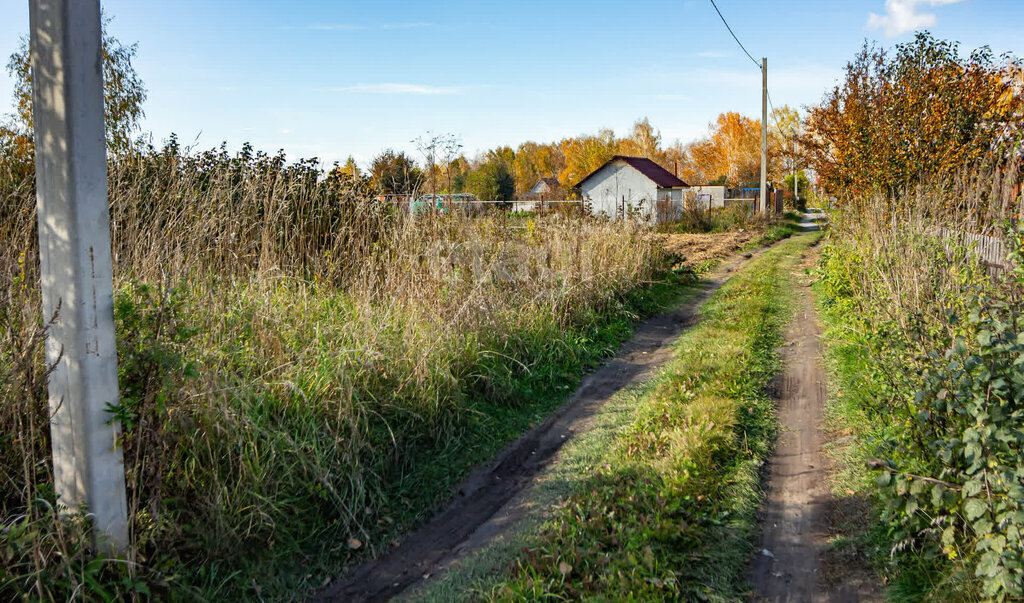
[659,229,759,267]
[748,243,881,602]
[313,248,760,603]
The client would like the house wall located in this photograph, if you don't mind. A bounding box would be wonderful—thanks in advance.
[580,161,658,221]
[655,187,684,223]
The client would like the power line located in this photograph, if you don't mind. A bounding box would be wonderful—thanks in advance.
[708,0,760,69]
[708,0,800,194]
[766,88,784,132]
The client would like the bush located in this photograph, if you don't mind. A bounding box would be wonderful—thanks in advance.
[816,176,1024,598]
[669,203,764,234]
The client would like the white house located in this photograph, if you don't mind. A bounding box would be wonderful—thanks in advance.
[575,155,688,224]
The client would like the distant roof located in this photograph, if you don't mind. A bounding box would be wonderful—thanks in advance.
[575,156,688,189]
[538,176,560,187]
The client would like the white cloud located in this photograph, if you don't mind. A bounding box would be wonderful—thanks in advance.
[277,129,293,135]
[328,83,463,95]
[866,0,966,38]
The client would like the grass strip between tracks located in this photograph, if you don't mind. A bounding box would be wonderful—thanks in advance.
[409,232,820,601]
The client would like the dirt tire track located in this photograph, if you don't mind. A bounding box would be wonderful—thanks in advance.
[314,249,763,603]
[749,243,881,602]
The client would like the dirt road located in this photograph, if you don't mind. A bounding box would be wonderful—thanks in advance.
[314,250,760,602]
[749,249,880,602]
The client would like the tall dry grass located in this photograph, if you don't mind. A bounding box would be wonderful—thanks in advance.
[822,156,1022,347]
[0,141,669,598]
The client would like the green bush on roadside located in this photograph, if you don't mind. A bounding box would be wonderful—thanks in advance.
[816,218,1024,600]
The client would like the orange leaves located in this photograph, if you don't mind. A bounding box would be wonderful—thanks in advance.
[681,111,787,187]
[804,33,1024,199]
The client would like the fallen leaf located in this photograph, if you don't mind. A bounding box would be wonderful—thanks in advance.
[347,537,362,550]
[558,561,572,576]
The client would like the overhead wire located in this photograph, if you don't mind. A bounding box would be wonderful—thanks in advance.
[708,1,791,145]
[707,0,804,187]
[708,0,761,69]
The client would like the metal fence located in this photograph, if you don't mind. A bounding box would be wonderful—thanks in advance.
[722,190,784,215]
[375,197,585,216]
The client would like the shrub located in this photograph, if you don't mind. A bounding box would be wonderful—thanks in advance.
[816,164,1024,598]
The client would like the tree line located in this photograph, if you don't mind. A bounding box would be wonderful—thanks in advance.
[1,23,808,203]
[343,111,804,201]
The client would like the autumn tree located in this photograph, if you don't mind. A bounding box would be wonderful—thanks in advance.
[662,140,687,179]
[448,156,471,193]
[782,171,811,205]
[684,112,761,187]
[326,156,365,191]
[770,105,801,179]
[370,149,420,195]
[512,141,565,197]
[618,117,664,161]
[467,150,514,201]
[559,129,617,187]
[339,156,361,178]
[4,17,147,158]
[804,33,1023,197]
[678,109,795,188]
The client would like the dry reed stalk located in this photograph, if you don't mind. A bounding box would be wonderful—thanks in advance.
[0,145,671,598]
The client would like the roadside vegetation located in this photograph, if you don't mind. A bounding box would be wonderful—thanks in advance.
[455,234,816,600]
[0,138,701,599]
[0,22,799,597]
[808,33,1024,600]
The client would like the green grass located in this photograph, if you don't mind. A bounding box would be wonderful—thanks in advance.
[811,252,966,601]
[164,266,703,599]
[409,233,820,601]
[3,212,706,601]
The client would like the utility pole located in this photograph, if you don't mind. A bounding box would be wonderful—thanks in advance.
[30,0,128,552]
[760,57,768,216]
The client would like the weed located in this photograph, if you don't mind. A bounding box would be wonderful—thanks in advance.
[0,142,690,598]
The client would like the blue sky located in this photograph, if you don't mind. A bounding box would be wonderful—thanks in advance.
[1,0,1021,169]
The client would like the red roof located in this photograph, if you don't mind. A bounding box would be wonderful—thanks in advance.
[575,155,688,189]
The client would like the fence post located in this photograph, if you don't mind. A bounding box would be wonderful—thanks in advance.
[30,0,129,552]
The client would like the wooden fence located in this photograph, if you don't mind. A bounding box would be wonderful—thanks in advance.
[936,227,1014,275]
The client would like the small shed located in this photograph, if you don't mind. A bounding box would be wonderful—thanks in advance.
[574,155,689,224]
[688,185,727,210]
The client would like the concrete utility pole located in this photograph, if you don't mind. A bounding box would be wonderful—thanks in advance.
[30,0,128,552]
[760,57,768,216]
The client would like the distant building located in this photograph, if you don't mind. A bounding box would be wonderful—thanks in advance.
[524,176,562,200]
[688,185,727,210]
[574,155,689,224]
